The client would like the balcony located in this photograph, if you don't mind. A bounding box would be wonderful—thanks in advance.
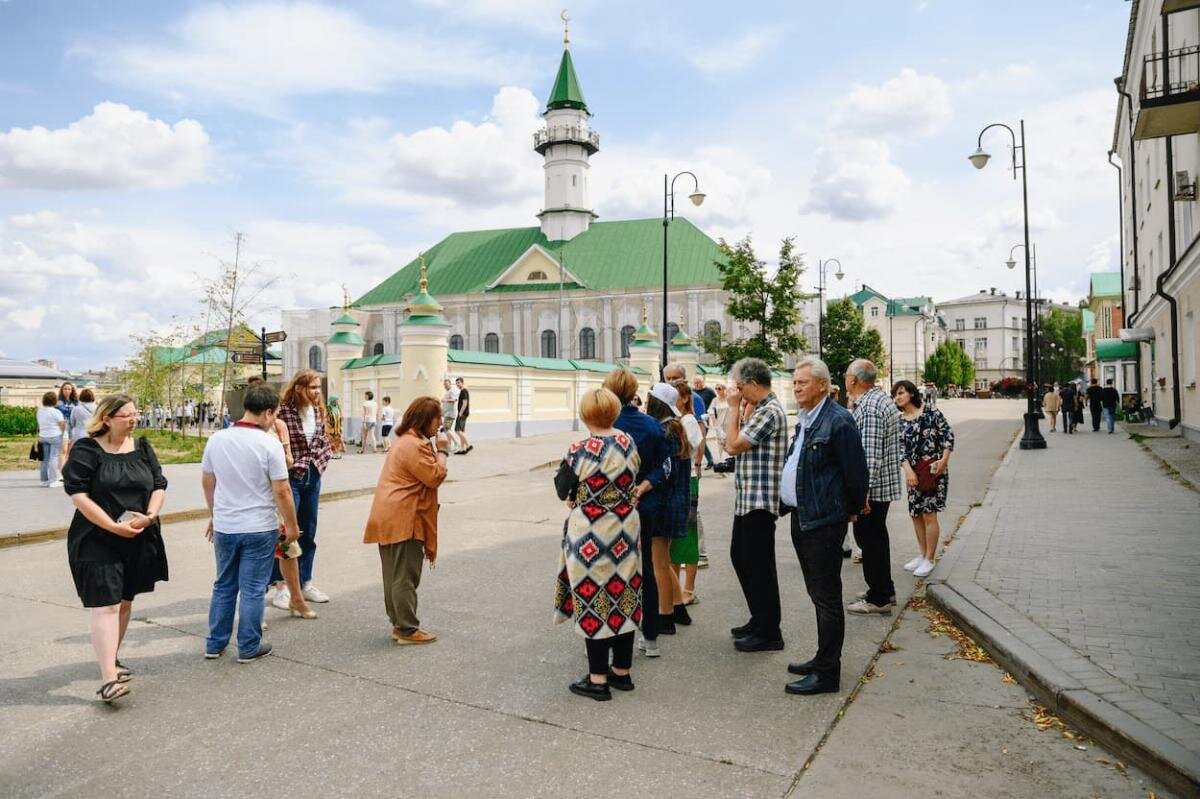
[533,125,600,155]
[1134,44,1200,139]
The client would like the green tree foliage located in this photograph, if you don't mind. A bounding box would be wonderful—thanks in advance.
[1038,306,1086,385]
[822,298,886,387]
[699,236,812,368]
[923,340,976,389]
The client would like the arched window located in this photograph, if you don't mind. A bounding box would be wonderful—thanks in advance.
[620,325,635,359]
[541,329,557,358]
[449,335,464,351]
[578,327,596,360]
[484,332,500,353]
[308,345,323,371]
[704,320,721,341]
[372,342,384,356]
[527,270,548,281]
[666,322,679,341]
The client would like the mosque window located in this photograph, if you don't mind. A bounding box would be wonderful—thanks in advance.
[620,325,635,359]
[578,327,596,359]
[372,342,384,356]
[484,333,500,353]
[541,329,557,358]
[666,322,679,341]
[449,335,464,351]
[527,270,548,281]
[308,345,323,372]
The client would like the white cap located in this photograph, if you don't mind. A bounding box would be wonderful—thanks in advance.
[649,382,681,416]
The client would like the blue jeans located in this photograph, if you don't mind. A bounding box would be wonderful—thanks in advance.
[272,464,321,585]
[207,530,277,658]
[39,437,61,483]
[1103,407,1116,433]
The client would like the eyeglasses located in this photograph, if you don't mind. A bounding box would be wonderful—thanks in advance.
[110,413,139,420]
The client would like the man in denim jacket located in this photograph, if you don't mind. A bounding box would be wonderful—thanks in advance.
[778,357,868,695]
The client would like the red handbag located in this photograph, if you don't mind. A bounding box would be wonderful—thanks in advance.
[914,458,938,494]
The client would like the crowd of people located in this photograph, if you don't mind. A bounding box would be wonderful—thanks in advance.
[1042,378,1121,434]
[55,356,956,705]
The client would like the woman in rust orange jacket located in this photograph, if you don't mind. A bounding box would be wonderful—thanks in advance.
[363,396,449,645]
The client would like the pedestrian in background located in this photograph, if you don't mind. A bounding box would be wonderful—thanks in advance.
[780,358,868,695]
[892,380,955,579]
[604,367,668,658]
[69,388,97,444]
[1043,384,1061,432]
[454,377,474,454]
[363,396,449,646]
[202,384,300,664]
[554,388,642,701]
[327,396,344,458]
[1101,379,1120,434]
[707,383,732,473]
[37,391,65,487]
[380,396,395,452]
[56,382,78,466]
[1086,378,1104,432]
[1059,383,1078,434]
[670,380,704,609]
[692,374,717,471]
[440,378,461,453]
[360,390,379,453]
[644,382,691,633]
[843,359,901,616]
[64,394,168,703]
[723,357,788,653]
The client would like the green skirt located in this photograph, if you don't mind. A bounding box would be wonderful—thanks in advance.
[670,475,701,565]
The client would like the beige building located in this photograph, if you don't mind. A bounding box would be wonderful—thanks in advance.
[848,285,944,383]
[1112,0,1200,439]
[0,358,72,407]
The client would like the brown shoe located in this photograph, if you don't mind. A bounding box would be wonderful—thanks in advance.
[395,629,437,645]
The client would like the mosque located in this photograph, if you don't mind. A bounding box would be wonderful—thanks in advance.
[281,25,748,382]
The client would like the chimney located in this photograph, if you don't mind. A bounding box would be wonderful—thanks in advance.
[990,287,996,295]
[979,289,987,294]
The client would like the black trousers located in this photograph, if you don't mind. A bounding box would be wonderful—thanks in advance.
[852,500,895,606]
[638,509,659,641]
[585,631,635,674]
[792,519,845,682]
[1090,405,1102,431]
[730,510,782,640]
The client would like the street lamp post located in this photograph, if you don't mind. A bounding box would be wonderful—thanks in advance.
[662,171,706,371]
[969,120,1046,450]
[816,258,845,359]
[1006,243,1043,405]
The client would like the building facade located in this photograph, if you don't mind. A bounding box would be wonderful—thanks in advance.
[1112,0,1200,439]
[848,285,944,383]
[1085,272,1138,395]
[938,288,1036,391]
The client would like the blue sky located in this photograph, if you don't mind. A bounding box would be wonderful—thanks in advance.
[0,0,1129,370]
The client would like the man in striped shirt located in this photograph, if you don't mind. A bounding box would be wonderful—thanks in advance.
[844,359,903,614]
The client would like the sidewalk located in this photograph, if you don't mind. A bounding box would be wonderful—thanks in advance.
[0,431,579,544]
[928,425,1200,795]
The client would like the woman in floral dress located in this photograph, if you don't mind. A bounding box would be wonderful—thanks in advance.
[892,380,954,579]
[554,388,643,702]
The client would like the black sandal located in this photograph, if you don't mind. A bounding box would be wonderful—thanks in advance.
[97,680,130,703]
[115,660,132,683]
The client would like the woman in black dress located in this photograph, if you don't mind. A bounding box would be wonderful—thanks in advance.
[63,394,168,703]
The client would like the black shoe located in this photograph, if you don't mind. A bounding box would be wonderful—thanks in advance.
[569,676,612,701]
[734,634,785,652]
[704,462,714,471]
[785,674,839,695]
[658,616,677,635]
[730,621,755,638]
[606,670,635,691]
[672,604,692,625]
[787,659,816,676]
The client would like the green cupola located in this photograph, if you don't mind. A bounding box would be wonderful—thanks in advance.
[546,48,588,113]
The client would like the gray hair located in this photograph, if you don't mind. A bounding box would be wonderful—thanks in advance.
[665,362,688,379]
[794,356,831,384]
[848,358,877,384]
[731,357,773,387]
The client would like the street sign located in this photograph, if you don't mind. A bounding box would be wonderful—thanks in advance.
[232,353,262,364]
[262,330,288,344]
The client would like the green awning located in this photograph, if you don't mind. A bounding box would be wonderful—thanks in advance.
[1095,338,1136,360]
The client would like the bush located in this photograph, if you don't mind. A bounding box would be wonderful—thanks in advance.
[0,405,38,436]
[989,377,1025,398]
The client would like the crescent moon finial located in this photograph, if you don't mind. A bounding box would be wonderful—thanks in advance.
[561,9,570,49]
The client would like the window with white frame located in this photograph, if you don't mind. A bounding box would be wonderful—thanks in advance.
[974,337,987,350]
[955,318,965,331]
[974,317,987,329]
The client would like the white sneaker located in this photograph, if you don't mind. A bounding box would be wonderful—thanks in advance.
[903,556,923,572]
[636,636,661,657]
[302,582,329,603]
[913,559,935,578]
[271,587,291,610]
[48,479,63,488]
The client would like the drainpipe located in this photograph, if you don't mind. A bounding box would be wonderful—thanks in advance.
[1115,79,1145,400]
[1154,133,1182,429]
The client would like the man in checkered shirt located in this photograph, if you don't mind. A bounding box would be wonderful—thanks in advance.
[844,359,902,614]
[722,357,788,652]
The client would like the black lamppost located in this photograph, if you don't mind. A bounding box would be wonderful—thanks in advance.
[1006,243,1043,401]
[969,120,1046,450]
[662,172,706,370]
[816,258,845,359]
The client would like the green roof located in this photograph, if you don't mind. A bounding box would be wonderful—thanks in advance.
[355,218,723,306]
[342,353,401,370]
[849,286,888,307]
[327,330,366,346]
[1081,308,1095,332]
[488,282,584,293]
[514,355,577,371]
[1095,338,1136,360]
[447,350,520,368]
[546,49,587,112]
[1090,272,1122,298]
[332,313,359,326]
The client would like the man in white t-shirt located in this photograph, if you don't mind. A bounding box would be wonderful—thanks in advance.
[441,378,461,452]
[201,384,300,663]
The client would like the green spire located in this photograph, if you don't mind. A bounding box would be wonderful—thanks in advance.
[546,49,588,112]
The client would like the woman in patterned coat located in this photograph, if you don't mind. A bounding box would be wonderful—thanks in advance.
[554,388,643,702]
[892,380,954,579]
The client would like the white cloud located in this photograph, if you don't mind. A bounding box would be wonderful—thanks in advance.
[802,138,911,221]
[0,102,210,190]
[834,68,952,138]
[8,305,46,331]
[77,3,531,111]
[414,0,565,33]
[687,29,781,75]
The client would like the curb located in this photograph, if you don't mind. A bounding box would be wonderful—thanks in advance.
[927,439,1200,798]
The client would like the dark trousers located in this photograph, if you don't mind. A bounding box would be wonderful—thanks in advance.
[1090,405,1102,431]
[378,539,424,633]
[638,509,659,641]
[792,519,845,682]
[273,463,322,585]
[730,510,782,640]
[852,500,895,606]
[703,444,714,468]
[585,631,635,674]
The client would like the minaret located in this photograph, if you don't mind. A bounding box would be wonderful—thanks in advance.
[534,12,599,241]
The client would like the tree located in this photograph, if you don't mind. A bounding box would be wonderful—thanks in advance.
[1038,306,1085,385]
[698,236,813,368]
[924,340,975,389]
[822,297,886,388]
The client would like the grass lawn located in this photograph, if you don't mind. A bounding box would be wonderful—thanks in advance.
[0,430,208,471]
